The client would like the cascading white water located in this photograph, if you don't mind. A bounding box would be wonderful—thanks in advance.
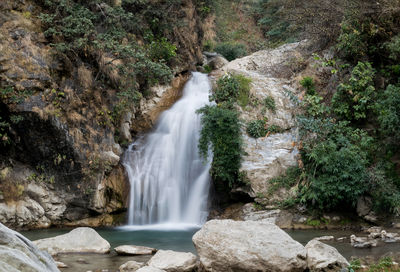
[122,72,211,228]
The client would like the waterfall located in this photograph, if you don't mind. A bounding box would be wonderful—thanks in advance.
[122,72,212,229]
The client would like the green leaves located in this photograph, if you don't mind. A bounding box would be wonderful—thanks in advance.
[332,62,375,120]
[197,105,243,188]
[214,42,247,61]
[374,84,400,144]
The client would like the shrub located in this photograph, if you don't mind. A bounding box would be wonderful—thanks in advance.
[337,19,368,60]
[263,96,276,112]
[385,34,400,61]
[215,42,247,61]
[247,119,266,138]
[299,120,373,210]
[147,37,177,62]
[375,84,400,142]
[197,105,243,188]
[332,62,375,120]
[211,73,251,107]
[246,119,283,138]
[300,77,316,95]
[235,74,252,108]
[211,74,240,106]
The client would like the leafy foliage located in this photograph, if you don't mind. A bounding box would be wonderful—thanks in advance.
[197,73,250,189]
[374,84,400,142]
[299,121,373,210]
[263,96,276,112]
[197,105,242,188]
[246,119,283,138]
[300,77,316,95]
[211,74,251,108]
[246,119,266,138]
[332,62,375,120]
[215,42,247,61]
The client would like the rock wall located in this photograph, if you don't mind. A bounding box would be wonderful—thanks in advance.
[214,42,308,203]
[0,0,206,229]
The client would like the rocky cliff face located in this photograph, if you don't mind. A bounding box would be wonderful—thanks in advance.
[0,0,206,229]
[214,41,309,205]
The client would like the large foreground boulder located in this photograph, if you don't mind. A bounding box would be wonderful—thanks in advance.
[33,227,110,255]
[192,219,307,272]
[305,240,349,271]
[0,223,59,272]
[147,250,197,272]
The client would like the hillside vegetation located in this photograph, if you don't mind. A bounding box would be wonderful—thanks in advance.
[201,0,400,218]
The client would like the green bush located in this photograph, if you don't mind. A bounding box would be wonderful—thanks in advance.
[211,74,240,106]
[247,119,266,138]
[197,105,243,188]
[235,74,252,108]
[299,123,373,210]
[147,37,177,62]
[211,74,251,107]
[263,96,276,113]
[246,120,283,138]
[300,77,316,95]
[375,84,400,141]
[332,62,375,120]
[385,34,400,61]
[337,20,368,60]
[215,42,247,61]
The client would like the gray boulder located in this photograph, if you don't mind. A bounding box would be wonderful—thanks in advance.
[119,260,145,272]
[147,250,197,272]
[0,223,59,272]
[208,56,228,70]
[192,219,307,272]
[305,239,349,271]
[136,266,165,272]
[115,245,156,255]
[34,227,110,255]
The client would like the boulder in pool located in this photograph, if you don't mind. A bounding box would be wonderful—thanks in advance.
[119,260,145,272]
[115,245,156,255]
[0,223,60,272]
[305,239,349,271]
[33,227,110,255]
[192,219,307,272]
[147,249,197,272]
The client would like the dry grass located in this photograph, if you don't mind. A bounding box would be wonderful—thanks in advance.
[77,65,93,89]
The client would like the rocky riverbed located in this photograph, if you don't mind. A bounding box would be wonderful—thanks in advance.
[4,220,400,272]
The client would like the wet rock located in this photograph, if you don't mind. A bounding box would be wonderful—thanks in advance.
[114,245,156,255]
[357,196,373,217]
[119,261,145,272]
[0,223,59,272]
[132,74,189,133]
[305,240,349,272]
[193,219,307,272]
[350,235,378,248]
[147,250,197,272]
[381,230,400,243]
[313,236,335,242]
[208,56,228,70]
[136,267,165,272]
[34,227,110,255]
[55,261,68,268]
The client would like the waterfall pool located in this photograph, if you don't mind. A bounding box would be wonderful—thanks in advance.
[22,226,400,271]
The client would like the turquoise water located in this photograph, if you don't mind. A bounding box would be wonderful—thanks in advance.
[22,227,199,253]
[21,226,400,271]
